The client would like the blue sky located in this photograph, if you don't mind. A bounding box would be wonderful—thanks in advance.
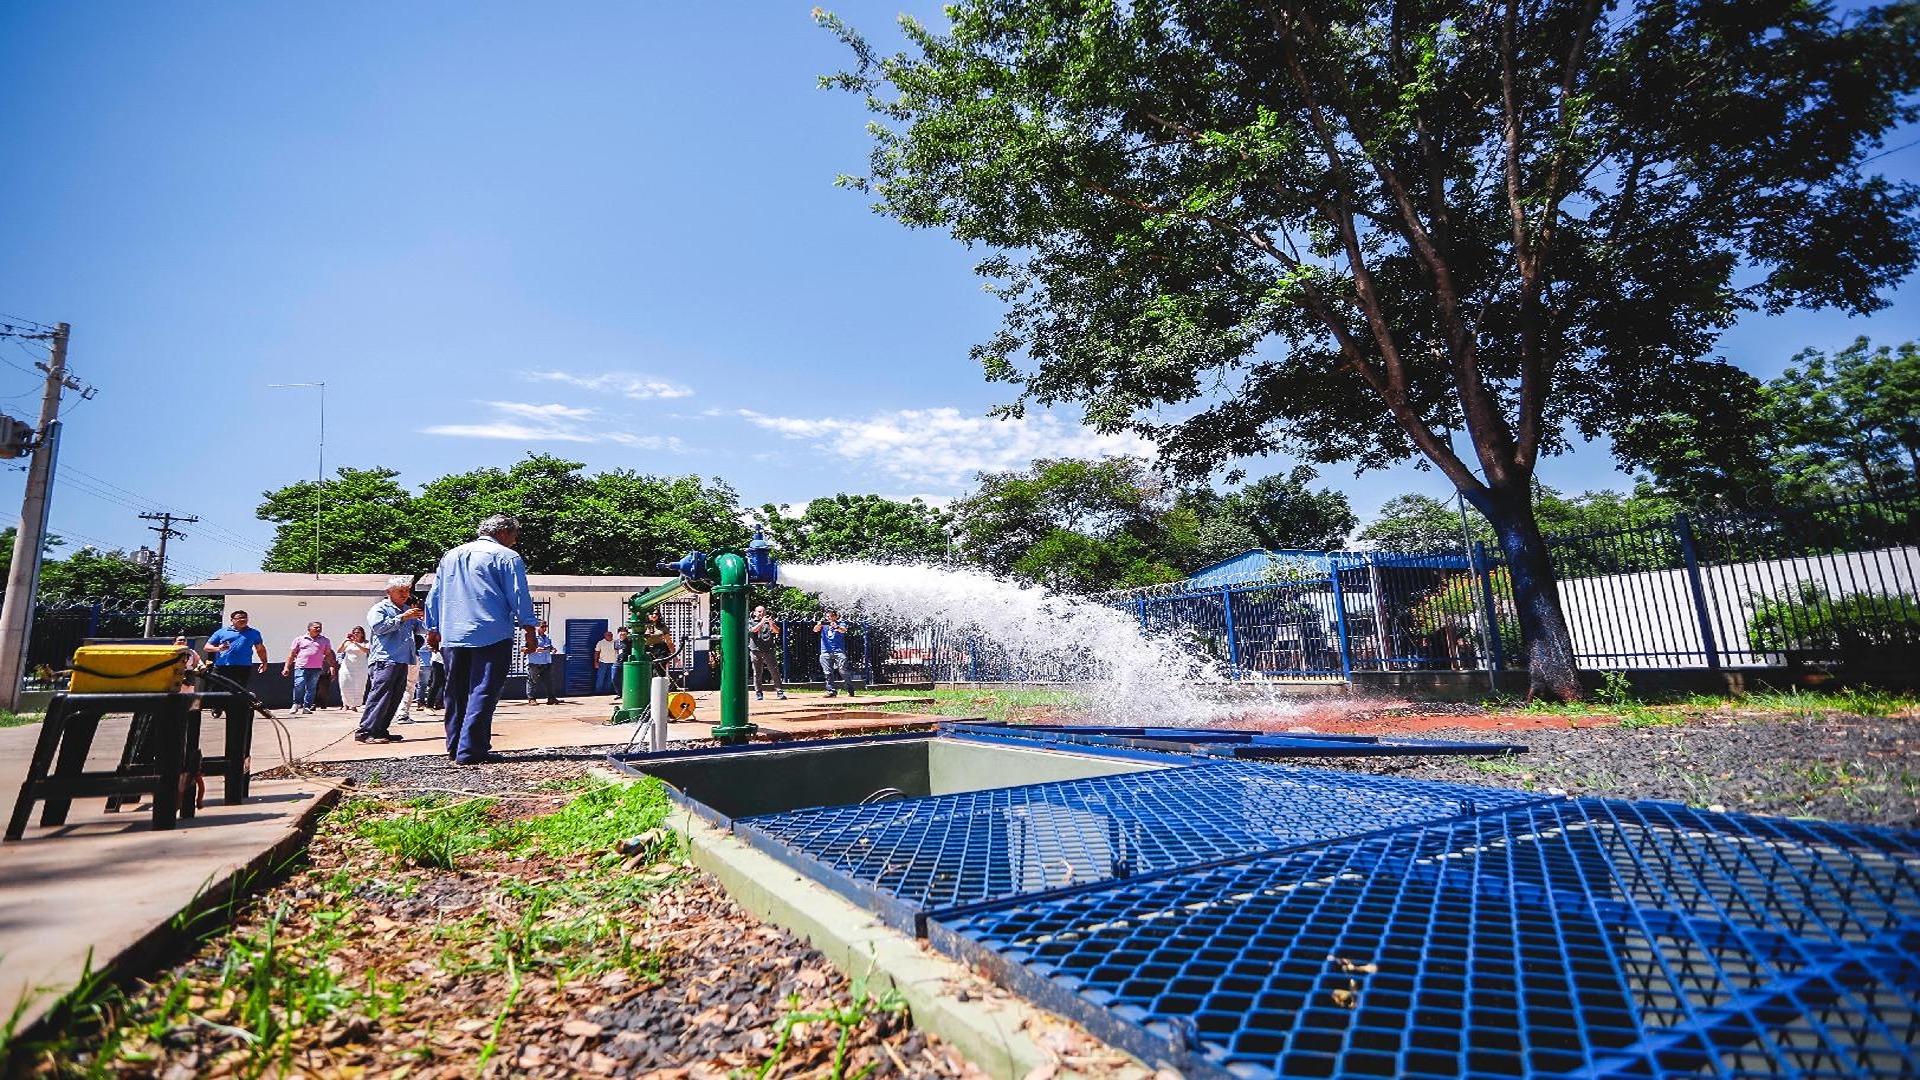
[1,2,1915,582]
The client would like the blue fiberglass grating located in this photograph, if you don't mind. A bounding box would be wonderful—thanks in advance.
[928,798,1920,1079]
[734,760,1551,931]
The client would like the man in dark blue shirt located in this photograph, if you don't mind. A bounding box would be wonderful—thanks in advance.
[203,611,268,688]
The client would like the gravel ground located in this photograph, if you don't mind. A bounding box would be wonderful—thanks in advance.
[1298,712,1920,829]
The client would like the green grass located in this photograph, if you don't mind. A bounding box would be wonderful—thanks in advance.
[1486,682,1920,721]
[354,797,506,869]
[0,710,41,728]
[861,686,1084,722]
[29,777,685,1076]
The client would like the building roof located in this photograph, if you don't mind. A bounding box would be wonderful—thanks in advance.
[183,572,675,597]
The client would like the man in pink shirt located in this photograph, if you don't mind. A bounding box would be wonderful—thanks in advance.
[283,621,336,715]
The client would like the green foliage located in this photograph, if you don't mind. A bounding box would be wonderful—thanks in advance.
[950,456,1185,590]
[753,979,908,1080]
[755,493,950,563]
[1174,465,1357,564]
[1746,581,1920,652]
[258,455,748,576]
[1409,565,1521,662]
[1620,338,1920,504]
[511,776,677,858]
[0,710,39,728]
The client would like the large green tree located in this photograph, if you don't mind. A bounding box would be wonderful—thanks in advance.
[1617,338,1920,504]
[754,494,951,563]
[1176,465,1358,564]
[258,456,748,576]
[823,0,1920,698]
[951,456,1186,590]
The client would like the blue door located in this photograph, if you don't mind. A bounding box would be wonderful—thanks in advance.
[563,619,606,695]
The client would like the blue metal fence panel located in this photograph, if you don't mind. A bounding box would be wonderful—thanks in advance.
[929,799,1920,1079]
[735,762,1552,933]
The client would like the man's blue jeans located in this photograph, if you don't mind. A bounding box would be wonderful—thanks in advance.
[820,650,850,694]
[594,664,616,695]
[443,639,513,763]
[291,666,322,710]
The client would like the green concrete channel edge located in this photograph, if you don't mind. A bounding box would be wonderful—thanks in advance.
[596,768,1158,1080]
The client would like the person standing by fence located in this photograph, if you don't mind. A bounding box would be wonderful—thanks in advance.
[749,606,785,701]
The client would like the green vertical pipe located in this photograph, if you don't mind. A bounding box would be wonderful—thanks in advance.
[709,552,756,743]
[612,578,693,727]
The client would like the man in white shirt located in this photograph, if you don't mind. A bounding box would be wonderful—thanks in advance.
[592,630,620,695]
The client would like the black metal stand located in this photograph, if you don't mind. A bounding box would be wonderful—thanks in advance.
[4,690,255,840]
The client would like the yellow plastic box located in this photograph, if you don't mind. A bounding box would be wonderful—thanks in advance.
[68,644,188,694]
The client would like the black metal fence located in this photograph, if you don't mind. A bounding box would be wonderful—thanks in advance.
[23,598,227,686]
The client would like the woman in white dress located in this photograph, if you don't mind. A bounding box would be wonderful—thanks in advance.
[336,625,372,711]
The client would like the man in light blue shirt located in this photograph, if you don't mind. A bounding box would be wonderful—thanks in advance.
[525,620,559,704]
[426,514,539,765]
[356,576,422,744]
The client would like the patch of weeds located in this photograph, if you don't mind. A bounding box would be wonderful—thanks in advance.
[750,978,909,1080]
[1469,753,1528,776]
[1741,685,1920,718]
[326,795,387,830]
[514,777,675,857]
[868,687,1084,722]
[0,709,40,728]
[356,798,505,869]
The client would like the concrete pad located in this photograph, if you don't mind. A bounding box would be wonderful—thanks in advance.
[0,755,341,1032]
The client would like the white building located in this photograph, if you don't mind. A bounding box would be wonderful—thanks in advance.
[183,572,709,694]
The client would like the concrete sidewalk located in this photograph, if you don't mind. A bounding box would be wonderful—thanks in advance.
[1,690,944,1035]
[255,690,941,766]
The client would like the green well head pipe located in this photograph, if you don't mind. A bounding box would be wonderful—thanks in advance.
[611,576,695,726]
[709,551,756,744]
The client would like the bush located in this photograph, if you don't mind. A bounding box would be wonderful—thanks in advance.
[1747,581,1920,652]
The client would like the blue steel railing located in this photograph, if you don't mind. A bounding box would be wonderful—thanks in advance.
[1102,492,1919,678]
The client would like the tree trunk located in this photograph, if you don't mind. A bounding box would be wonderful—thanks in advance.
[1479,485,1582,701]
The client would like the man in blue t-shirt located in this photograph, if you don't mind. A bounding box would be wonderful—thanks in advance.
[812,610,856,698]
[203,610,268,688]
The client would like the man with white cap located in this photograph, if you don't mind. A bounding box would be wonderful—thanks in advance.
[426,514,539,765]
[357,575,423,744]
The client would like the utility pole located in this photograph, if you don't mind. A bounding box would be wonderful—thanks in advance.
[0,323,75,709]
[139,511,197,637]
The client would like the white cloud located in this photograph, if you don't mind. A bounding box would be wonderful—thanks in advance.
[528,370,694,400]
[423,401,684,452]
[733,407,1154,490]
